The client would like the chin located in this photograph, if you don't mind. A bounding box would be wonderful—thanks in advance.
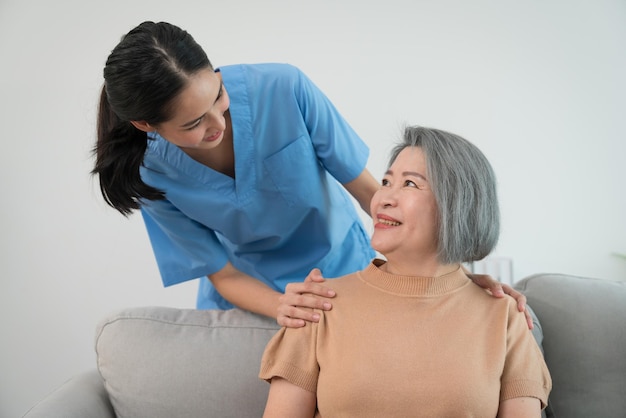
[370,239,389,256]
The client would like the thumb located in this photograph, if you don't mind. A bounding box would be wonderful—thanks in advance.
[490,282,505,297]
[306,268,324,283]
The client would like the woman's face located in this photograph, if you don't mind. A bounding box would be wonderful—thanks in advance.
[142,68,230,152]
[370,146,439,262]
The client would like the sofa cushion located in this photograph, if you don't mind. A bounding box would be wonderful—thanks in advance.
[95,307,279,418]
[515,273,626,418]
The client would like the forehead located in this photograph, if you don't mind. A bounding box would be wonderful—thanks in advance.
[392,146,427,169]
[168,68,220,121]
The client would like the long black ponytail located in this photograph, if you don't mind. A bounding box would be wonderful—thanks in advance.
[92,21,212,216]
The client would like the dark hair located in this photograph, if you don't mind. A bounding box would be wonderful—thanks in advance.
[388,126,500,264]
[92,21,212,216]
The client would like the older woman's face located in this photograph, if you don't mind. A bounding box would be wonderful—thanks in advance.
[370,147,439,262]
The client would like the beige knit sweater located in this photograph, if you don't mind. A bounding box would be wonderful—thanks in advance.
[260,259,551,417]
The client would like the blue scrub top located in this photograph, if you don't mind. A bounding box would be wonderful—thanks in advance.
[140,63,375,309]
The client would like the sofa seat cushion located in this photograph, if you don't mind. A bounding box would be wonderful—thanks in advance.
[95,307,279,418]
[515,273,626,418]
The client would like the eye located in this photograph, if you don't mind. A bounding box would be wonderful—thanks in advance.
[381,178,390,187]
[185,118,203,131]
[404,180,418,188]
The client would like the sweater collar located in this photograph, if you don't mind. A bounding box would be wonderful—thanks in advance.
[358,259,470,296]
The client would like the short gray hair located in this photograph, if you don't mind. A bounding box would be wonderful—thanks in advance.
[388,126,499,264]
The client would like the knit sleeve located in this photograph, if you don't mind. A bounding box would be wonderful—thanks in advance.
[500,303,553,409]
[259,319,320,393]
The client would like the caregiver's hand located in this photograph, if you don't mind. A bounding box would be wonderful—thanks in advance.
[277,268,336,328]
[468,272,533,330]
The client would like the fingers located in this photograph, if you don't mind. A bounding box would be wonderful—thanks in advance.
[501,284,527,312]
[279,289,333,312]
[277,304,320,328]
[500,284,533,330]
[277,315,306,328]
[489,282,505,298]
[278,281,336,328]
[524,308,534,330]
[276,298,324,329]
[284,281,335,298]
[468,273,505,297]
[304,268,325,283]
[473,276,534,329]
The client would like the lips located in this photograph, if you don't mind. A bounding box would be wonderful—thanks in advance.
[376,214,401,227]
[204,130,222,142]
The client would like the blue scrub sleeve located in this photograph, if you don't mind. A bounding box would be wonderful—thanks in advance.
[293,68,370,185]
[140,198,229,287]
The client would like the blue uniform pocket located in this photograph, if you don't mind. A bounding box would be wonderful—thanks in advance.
[262,135,325,207]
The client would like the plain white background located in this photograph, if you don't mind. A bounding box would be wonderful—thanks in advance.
[1,0,625,416]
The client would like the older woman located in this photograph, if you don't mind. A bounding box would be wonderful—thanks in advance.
[259,126,551,417]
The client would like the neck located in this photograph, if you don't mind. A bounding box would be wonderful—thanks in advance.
[380,255,459,278]
[183,111,235,177]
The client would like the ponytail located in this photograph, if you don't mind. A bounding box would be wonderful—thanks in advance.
[92,86,164,216]
[92,21,211,215]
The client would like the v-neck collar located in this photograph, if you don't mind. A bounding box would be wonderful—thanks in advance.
[145,65,256,204]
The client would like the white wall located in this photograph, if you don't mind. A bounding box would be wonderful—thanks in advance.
[1,0,625,415]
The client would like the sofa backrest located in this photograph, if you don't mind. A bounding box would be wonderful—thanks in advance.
[515,273,626,418]
[95,307,279,418]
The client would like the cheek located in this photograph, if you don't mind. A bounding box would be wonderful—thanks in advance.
[369,193,381,217]
[424,205,440,236]
[220,94,231,112]
[179,131,203,146]
[412,201,438,230]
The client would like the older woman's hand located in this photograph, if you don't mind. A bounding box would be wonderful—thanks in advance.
[277,268,336,328]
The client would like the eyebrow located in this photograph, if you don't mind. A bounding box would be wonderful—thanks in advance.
[180,116,203,129]
[385,169,429,181]
[179,82,224,128]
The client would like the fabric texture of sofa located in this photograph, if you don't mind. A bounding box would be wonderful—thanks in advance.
[23,273,626,418]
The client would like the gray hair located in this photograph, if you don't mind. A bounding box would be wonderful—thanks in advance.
[388,126,500,264]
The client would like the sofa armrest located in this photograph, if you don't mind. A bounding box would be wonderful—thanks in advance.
[22,369,115,418]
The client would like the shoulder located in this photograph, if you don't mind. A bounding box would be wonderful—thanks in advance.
[321,271,369,301]
[220,63,304,81]
[465,281,519,314]
[220,63,309,100]
[142,134,178,171]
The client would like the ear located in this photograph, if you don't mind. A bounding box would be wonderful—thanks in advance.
[130,120,155,133]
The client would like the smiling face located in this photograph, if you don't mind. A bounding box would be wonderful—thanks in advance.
[132,68,230,152]
[370,146,440,270]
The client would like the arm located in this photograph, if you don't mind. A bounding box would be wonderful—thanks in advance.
[274,163,375,329]
[209,263,336,327]
[208,262,283,319]
[263,377,316,418]
[497,397,541,418]
[342,167,379,216]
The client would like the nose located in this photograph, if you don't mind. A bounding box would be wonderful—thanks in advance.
[205,107,226,132]
[377,187,398,208]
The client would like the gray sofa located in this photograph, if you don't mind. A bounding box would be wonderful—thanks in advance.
[23,273,626,418]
